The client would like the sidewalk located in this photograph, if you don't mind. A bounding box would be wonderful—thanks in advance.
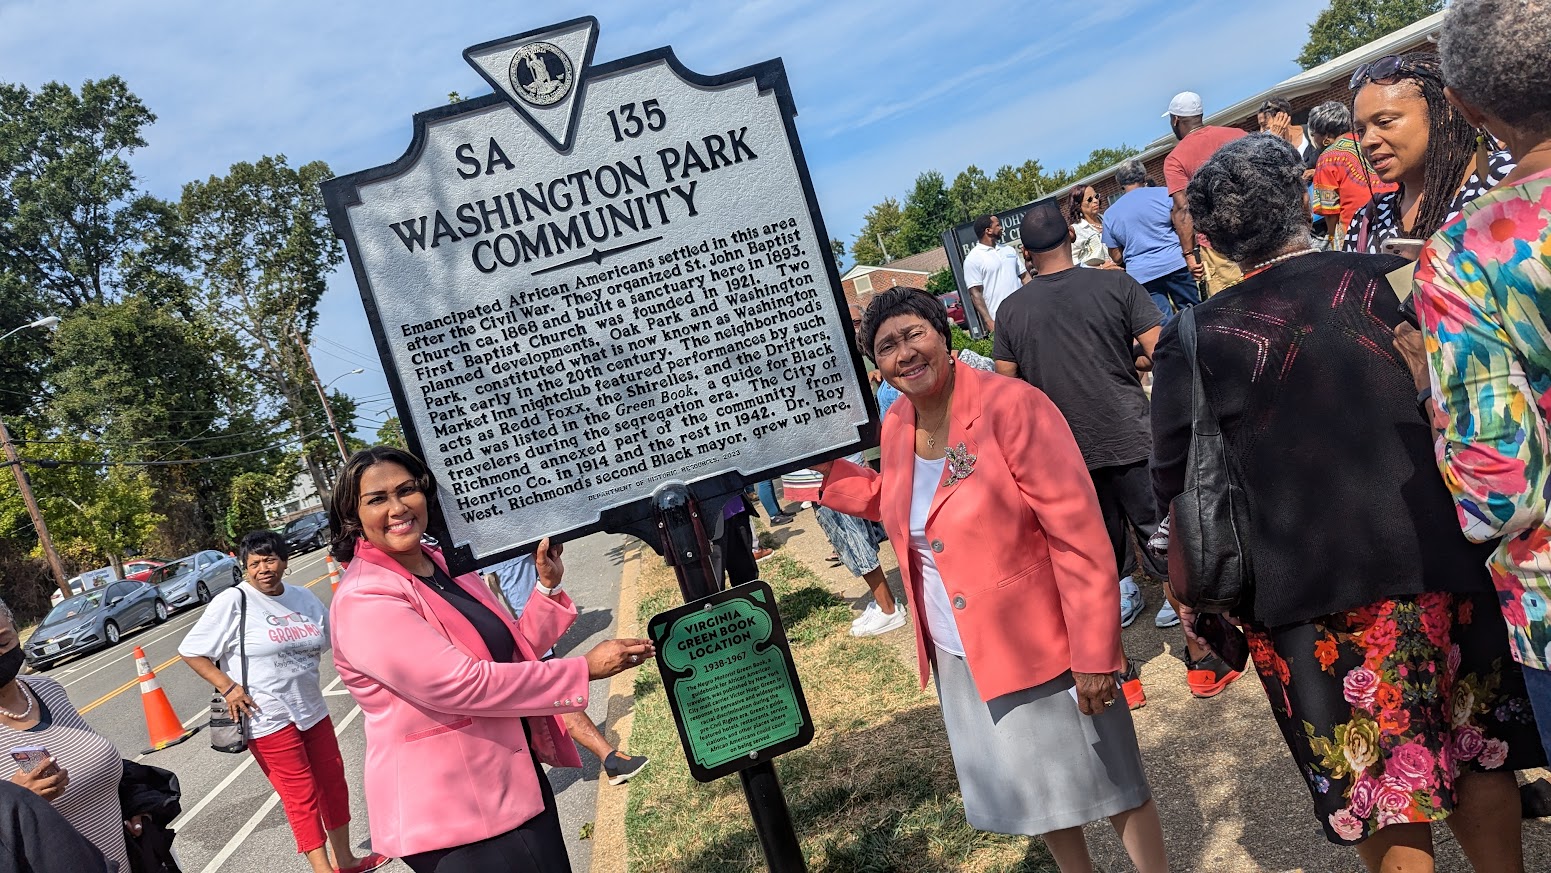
[760,501,1551,873]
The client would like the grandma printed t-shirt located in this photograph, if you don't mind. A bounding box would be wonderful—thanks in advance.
[178,581,331,739]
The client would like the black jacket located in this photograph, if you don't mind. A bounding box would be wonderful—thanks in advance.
[118,761,182,873]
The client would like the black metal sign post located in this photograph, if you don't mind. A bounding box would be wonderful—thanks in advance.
[651,482,807,873]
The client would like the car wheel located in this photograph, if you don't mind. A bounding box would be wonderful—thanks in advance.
[232,567,242,585]
[197,582,211,604]
[153,600,168,623]
[105,621,120,645]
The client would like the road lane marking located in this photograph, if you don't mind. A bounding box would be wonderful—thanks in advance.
[59,559,327,688]
[78,653,183,714]
[196,704,363,873]
[170,674,351,833]
[58,610,205,688]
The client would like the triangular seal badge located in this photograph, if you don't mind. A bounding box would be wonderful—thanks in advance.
[463,16,599,152]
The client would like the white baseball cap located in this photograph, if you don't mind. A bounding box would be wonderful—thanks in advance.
[1163,91,1203,118]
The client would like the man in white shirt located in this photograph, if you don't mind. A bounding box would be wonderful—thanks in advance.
[961,214,1028,332]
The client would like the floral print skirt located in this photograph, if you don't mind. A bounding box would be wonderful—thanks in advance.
[1245,591,1543,845]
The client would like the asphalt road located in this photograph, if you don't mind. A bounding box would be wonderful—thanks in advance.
[36,533,632,873]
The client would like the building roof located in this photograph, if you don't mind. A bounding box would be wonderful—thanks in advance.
[886,246,949,274]
[1055,10,1446,198]
[841,246,949,281]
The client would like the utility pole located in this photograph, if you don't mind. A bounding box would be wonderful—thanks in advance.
[0,415,70,599]
[294,334,356,461]
[0,316,70,599]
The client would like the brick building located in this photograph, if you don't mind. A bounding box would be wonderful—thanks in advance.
[1060,11,1443,206]
[840,246,949,307]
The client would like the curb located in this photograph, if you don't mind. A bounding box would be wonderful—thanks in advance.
[589,540,645,873]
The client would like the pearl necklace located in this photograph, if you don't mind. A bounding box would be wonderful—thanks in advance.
[0,684,33,721]
[1248,247,1319,273]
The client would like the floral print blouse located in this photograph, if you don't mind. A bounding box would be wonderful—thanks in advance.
[1413,167,1551,671]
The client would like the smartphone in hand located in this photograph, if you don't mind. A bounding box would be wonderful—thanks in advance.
[9,745,48,773]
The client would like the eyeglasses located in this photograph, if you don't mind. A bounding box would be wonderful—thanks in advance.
[1349,55,1406,90]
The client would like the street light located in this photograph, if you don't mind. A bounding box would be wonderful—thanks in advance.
[0,316,60,345]
[312,368,363,461]
[0,315,70,598]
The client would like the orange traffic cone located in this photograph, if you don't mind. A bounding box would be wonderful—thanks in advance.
[327,555,342,596]
[134,646,192,753]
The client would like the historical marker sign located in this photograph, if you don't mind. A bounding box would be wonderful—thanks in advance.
[322,17,874,573]
[648,580,812,782]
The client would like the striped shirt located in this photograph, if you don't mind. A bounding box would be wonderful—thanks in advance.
[0,677,128,869]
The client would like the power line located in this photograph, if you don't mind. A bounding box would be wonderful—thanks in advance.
[12,427,330,468]
[15,425,292,447]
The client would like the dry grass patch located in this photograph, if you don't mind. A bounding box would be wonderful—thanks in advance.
[624,551,1056,872]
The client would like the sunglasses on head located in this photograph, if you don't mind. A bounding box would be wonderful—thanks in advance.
[1349,55,1408,90]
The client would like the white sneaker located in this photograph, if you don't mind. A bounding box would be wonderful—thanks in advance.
[851,600,885,630]
[852,602,906,637]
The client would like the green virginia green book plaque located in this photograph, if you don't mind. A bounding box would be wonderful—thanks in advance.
[648,579,813,782]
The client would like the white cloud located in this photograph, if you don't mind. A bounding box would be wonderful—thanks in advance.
[1,0,1331,433]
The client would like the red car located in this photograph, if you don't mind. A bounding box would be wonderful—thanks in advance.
[123,558,169,583]
[939,291,969,329]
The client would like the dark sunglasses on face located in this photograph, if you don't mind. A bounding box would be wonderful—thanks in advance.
[1349,54,1406,90]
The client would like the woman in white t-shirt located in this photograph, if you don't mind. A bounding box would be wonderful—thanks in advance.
[1066,185,1119,269]
[179,530,386,873]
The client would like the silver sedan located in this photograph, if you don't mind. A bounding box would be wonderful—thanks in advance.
[151,549,242,611]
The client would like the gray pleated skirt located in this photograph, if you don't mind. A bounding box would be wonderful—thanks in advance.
[933,649,1151,835]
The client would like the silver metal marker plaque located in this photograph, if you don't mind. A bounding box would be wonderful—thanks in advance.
[322,17,874,572]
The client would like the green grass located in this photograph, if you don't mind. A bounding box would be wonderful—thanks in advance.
[624,550,1056,872]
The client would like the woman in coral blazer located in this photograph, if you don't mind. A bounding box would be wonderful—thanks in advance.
[818,287,1166,873]
[328,446,653,873]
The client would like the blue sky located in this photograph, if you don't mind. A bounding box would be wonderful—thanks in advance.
[0,0,1326,436]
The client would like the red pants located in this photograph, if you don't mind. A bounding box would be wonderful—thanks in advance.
[248,717,351,853]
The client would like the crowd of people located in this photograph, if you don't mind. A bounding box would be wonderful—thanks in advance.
[5,1,1551,871]
[813,2,1551,871]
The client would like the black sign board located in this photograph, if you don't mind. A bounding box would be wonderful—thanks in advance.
[320,17,876,575]
[648,579,812,783]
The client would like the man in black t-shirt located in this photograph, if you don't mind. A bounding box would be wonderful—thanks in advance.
[994,200,1239,700]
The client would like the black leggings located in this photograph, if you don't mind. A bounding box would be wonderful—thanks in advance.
[401,760,571,873]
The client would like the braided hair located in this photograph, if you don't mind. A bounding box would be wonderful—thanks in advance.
[1357,53,1476,240]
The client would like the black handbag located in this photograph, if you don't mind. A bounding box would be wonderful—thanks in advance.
[208,590,249,754]
[1166,307,1254,613]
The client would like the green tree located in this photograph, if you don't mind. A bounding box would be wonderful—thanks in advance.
[987,160,1050,212]
[0,432,163,577]
[376,416,407,449]
[1297,0,1442,69]
[926,269,957,296]
[828,238,846,271]
[948,166,993,223]
[897,171,956,256]
[850,197,906,267]
[225,472,274,544]
[0,77,183,311]
[1048,146,1142,191]
[0,76,186,419]
[180,156,344,502]
[44,297,277,552]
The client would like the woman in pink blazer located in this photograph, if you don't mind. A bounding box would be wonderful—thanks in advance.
[327,446,653,873]
[818,287,1167,872]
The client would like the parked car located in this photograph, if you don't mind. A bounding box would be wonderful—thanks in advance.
[939,291,969,329]
[123,558,169,582]
[25,580,167,670]
[151,550,242,612]
[282,511,330,555]
[48,566,118,607]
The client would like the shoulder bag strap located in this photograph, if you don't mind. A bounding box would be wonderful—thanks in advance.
[236,589,248,695]
[1178,307,1216,439]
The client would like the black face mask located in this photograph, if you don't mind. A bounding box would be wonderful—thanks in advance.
[0,646,24,686]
